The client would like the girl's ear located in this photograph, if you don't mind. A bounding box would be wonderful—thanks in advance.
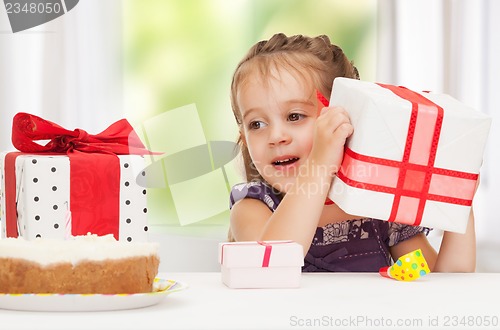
[240,130,247,146]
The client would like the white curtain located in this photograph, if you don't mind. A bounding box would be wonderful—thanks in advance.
[377,0,500,270]
[0,0,123,151]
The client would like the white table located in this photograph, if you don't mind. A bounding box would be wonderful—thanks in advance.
[2,272,500,330]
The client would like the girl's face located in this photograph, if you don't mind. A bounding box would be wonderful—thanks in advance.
[237,67,318,193]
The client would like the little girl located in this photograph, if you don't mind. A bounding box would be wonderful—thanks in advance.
[228,33,476,272]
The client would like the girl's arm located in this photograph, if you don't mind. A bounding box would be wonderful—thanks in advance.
[433,209,476,272]
[230,107,353,255]
[389,208,476,272]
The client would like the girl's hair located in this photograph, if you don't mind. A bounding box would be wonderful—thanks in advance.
[230,33,360,183]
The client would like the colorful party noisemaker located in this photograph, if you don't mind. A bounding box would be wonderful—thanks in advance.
[379,249,430,282]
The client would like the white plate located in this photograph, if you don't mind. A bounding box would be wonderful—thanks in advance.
[0,278,187,312]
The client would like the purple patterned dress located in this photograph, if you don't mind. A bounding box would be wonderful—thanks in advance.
[230,181,431,272]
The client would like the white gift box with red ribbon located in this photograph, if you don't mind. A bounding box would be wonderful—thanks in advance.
[328,78,491,233]
[218,241,303,288]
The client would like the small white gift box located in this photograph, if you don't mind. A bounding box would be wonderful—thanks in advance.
[219,241,304,289]
[328,78,491,233]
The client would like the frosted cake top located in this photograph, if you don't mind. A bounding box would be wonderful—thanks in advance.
[0,234,159,266]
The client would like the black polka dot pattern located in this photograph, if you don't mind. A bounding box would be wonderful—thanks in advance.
[19,157,70,240]
[15,155,150,242]
[116,156,150,242]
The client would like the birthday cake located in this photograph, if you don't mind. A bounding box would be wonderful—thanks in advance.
[0,234,160,294]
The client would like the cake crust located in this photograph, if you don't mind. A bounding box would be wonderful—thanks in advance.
[0,255,160,294]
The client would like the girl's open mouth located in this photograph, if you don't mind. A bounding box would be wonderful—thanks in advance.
[272,157,299,168]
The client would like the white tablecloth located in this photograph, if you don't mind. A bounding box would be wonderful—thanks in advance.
[2,272,500,330]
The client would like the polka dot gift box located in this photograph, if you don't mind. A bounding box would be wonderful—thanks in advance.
[0,113,153,242]
[379,249,431,282]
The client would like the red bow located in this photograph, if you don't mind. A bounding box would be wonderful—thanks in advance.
[6,112,156,240]
[12,112,153,155]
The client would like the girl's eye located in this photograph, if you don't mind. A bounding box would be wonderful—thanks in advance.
[248,120,267,130]
[288,113,305,122]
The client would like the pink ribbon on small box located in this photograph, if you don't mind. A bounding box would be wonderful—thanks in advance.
[257,241,272,267]
[335,84,478,226]
[220,240,293,268]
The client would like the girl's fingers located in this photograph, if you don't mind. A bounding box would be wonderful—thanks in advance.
[332,122,354,143]
[318,106,349,121]
[311,106,353,172]
[317,106,352,136]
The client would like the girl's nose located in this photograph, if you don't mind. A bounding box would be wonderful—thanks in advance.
[268,124,291,146]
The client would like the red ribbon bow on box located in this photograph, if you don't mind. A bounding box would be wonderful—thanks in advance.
[12,112,153,155]
[5,113,156,240]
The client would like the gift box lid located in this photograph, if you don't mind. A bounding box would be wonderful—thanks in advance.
[219,241,304,268]
[330,77,491,173]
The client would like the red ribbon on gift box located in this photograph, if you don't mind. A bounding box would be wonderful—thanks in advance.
[257,241,272,267]
[4,113,156,239]
[220,240,294,268]
[335,84,478,226]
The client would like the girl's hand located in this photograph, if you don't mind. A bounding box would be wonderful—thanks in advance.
[308,106,353,177]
